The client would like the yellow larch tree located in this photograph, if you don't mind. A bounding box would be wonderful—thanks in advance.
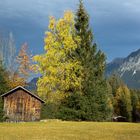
[115,85,132,121]
[33,11,83,103]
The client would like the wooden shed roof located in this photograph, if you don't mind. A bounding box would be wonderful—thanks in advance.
[1,86,45,103]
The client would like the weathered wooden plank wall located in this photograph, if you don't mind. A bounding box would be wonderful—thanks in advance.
[4,89,42,122]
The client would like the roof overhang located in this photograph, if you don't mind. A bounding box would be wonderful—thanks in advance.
[1,86,45,103]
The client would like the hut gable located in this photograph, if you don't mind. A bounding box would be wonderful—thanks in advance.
[1,86,45,103]
[1,86,45,122]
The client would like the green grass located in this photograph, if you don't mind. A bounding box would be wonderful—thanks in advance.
[0,121,139,140]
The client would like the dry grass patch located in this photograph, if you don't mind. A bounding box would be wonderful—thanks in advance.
[0,121,139,140]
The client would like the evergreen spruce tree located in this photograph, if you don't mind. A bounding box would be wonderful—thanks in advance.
[130,89,140,122]
[130,89,138,122]
[69,0,113,121]
[75,0,106,91]
[57,92,86,121]
[0,65,10,121]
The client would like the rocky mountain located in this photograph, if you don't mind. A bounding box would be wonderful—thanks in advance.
[106,49,140,89]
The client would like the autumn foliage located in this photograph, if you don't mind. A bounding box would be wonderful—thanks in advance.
[34,11,83,102]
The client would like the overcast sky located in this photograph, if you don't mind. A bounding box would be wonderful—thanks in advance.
[0,0,140,61]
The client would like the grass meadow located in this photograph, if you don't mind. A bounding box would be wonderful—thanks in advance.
[0,121,139,140]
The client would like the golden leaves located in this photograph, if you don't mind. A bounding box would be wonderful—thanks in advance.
[33,11,82,103]
[48,16,55,30]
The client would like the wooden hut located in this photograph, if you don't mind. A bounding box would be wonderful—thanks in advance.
[1,86,45,122]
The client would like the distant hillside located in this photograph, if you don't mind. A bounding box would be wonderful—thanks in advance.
[106,49,140,89]
[27,77,38,91]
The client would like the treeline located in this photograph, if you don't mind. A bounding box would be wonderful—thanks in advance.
[33,1,111,121]
[0,0,140,122]
[108,74,140,122]
[34,1,140,122]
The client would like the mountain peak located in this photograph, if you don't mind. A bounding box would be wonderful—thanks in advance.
[106,48,140,89]
[126,49,140,59]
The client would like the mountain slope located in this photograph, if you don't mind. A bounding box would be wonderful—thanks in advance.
[26,77,38,91]
[106,49,140,89]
